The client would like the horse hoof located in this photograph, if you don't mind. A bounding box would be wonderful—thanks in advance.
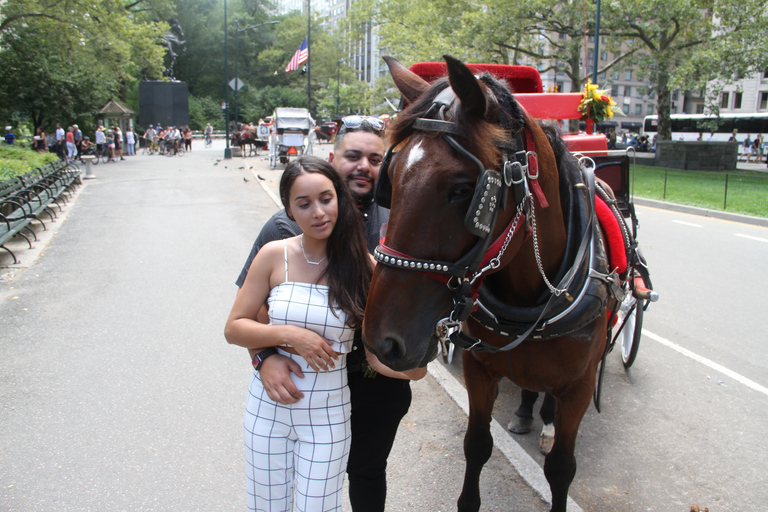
[539,424,555,455]
[507,416,533,435]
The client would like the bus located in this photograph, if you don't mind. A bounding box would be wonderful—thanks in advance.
[642,113,768,143]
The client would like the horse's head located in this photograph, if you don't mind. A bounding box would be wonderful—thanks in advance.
[363,55,566,370]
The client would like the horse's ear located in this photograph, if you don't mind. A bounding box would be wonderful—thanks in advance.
[443,55,486,119]
[383,55,429,103]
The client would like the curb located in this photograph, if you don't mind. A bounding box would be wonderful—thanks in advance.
[632,196,768,228]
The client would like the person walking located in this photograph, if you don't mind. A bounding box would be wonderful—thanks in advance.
[183,125,192,151]
[55,123,65,159]
[73,124,82,157]
[225,156,423,512]
[114,126,124,160]
[236,116,423,512]
[125,128,136,156]
[65,126,76,160]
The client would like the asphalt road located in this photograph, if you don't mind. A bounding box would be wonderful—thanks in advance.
[3,140,767,511]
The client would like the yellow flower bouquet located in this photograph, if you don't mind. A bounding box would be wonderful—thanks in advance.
[578,82,623,122]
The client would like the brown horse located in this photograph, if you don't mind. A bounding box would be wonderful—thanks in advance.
[363,55,618,512]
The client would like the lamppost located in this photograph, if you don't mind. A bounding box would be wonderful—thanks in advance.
[224,0,231,158]
[234,20,280,125]
[336,57,350,118]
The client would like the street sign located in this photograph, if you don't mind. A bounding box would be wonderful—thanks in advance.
[229,78,245,91]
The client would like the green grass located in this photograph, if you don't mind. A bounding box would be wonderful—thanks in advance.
[0,144,59,181]
[630,165,768,218]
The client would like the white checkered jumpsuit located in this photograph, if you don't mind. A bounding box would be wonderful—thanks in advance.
[244,242,353,512]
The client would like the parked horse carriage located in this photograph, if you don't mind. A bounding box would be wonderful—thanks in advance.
[268,108,314,169]
[363,56,657,512]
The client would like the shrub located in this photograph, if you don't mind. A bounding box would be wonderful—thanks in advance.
[0,144,59,181]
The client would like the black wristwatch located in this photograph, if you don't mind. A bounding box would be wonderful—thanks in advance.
[252,347,278,371]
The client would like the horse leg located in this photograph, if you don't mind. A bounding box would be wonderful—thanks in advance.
[457,352,500,512]
[544,383,594,512]
[538,393,556,455]
[508,389,538,434]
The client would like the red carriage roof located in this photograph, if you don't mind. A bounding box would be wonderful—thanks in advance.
[408,62,543,94]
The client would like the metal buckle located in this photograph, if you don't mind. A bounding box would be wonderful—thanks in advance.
[526,151,539,180]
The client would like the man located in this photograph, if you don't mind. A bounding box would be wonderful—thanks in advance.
[55,123,65,159]
[94,125,105,155]
[236,117,410,512]
[73,124,82,157]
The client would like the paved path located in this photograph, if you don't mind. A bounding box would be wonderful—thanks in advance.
[0,142,550,512]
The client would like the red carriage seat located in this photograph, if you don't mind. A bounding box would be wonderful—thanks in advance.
[408,62,606,155]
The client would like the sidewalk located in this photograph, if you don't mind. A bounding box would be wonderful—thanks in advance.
[0,142,549,512]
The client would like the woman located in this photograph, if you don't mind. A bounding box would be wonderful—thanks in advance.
[65,126,76,160]
[225,156,423,512]
[105,128,115,161]
[183,125,192,151]
[35,127,46,153]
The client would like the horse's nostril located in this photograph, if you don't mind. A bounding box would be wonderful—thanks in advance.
[380,336,406,363]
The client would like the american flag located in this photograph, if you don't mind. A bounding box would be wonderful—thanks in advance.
[285,38,308,72]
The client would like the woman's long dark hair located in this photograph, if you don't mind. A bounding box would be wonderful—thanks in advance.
[280,156,372,329]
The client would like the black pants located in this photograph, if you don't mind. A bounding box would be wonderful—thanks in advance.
[346,371,412,512]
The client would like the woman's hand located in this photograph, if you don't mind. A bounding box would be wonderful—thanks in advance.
[283,325,339,372]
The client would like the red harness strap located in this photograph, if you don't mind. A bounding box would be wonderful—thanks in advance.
[524,114,549,209]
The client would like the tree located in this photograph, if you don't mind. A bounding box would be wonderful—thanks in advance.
[602,0,768,140]
[0,0,168,132]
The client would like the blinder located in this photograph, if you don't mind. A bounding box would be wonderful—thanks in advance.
[374,144,395,209]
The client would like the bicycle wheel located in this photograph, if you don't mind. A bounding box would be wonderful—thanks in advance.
[176,145,186,156]
[619,297,644,368]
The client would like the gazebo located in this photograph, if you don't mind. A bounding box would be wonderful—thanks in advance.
[97,99,134,136]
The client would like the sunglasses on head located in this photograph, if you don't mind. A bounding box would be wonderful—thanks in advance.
[341,115,385,132]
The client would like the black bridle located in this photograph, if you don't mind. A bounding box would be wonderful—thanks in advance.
[373,88,543,341]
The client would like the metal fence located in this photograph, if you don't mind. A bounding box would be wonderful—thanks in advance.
[631,166,768,218]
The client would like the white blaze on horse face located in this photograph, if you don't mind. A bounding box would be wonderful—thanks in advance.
[405,140,425,171]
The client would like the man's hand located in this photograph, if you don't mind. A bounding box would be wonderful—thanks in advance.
[259,354,305,404]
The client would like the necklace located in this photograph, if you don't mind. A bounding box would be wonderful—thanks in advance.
[301,235,327,265]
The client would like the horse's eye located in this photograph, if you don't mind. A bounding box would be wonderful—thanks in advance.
[448,183,474,202]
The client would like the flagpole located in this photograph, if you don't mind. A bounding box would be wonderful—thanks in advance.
[307,0,311,113]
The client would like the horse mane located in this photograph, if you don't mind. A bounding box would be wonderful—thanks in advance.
[389,70,580,201]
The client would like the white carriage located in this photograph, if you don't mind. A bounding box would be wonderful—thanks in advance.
[269,108,314,169]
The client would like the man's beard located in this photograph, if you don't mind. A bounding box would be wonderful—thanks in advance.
[346,175,375,207]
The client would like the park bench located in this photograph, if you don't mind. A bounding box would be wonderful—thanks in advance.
[0,160,81,264]
[0,178,37,263]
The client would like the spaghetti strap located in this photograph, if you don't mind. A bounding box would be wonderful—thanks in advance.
[283,240,289,282]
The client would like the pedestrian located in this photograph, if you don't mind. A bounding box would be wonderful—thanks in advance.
[204,123,213,147]
[125,128,136,156]
[34,127,46,152]
[4,125,15,145]
[744,134,753,162]
[114,126,124,160]
[73,124,82,157]
[105,127,115,162]
[65,126,76,160]
[752,134,762,163]
[236,116,423,512]
[225,156,424,512]
[55,123,65,159]
[183,125,192,151]
[707,132,715,142]
[94,125,105,156]
[697,132,703,141]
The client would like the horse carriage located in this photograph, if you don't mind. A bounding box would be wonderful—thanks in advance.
[363,56,658,512]
[268,107,314,169]
[231,124,268,157]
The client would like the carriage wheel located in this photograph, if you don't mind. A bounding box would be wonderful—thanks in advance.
[620,299,644,369]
